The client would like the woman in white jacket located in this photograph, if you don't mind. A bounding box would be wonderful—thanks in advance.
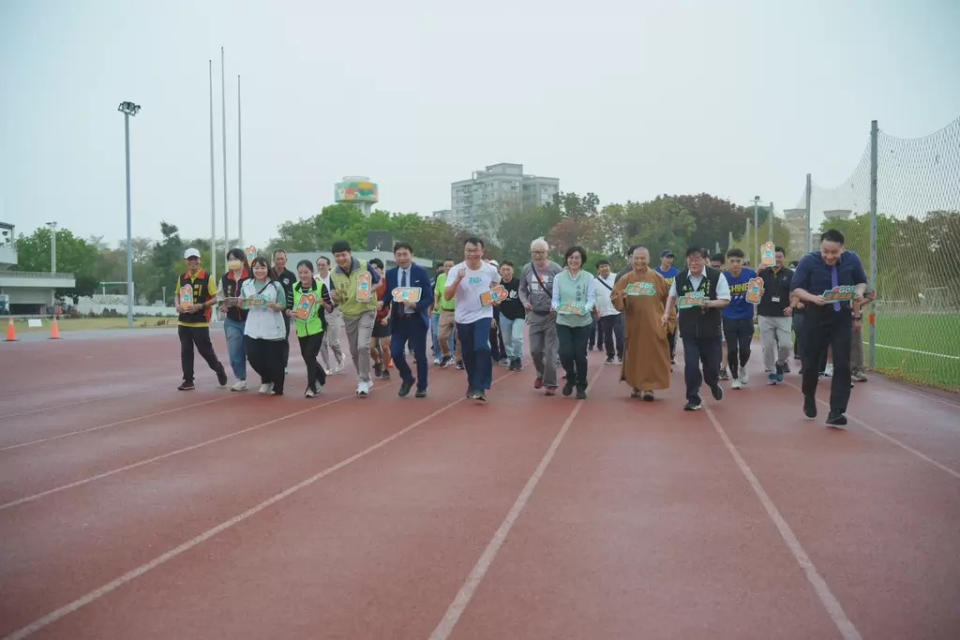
[240,256,288,395]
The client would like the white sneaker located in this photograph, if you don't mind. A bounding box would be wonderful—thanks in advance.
[740,370,749,385]
[231,380,248,392]
[258,382,274,394]
[304,388,316,398]
[824,363,834,377]
[356,381,370,397]
[731,378,743,390]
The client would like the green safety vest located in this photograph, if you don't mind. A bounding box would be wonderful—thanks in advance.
[292,281,326,338]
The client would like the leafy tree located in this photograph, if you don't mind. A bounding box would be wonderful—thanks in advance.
[13,227,99,296]
[670,194,747,252]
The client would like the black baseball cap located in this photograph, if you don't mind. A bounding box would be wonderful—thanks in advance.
[660,249,675,258]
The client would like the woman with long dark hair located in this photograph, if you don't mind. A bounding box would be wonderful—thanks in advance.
[552,245,597,399]
[220,247,250,391]
[241,256,287,395]
[288,259,335,397]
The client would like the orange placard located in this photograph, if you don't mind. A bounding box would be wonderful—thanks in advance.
[295,293,316,320]
[479,285,507,307]
[745,277,764,304]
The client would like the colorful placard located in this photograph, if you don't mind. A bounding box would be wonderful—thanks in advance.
[822,285,858,302]
[760,242,776,268]
[745,277,765,304]
[180,284,194,308]
[678,292,705,309]
[241,295,268,309]
[295,293,317,320]
[479,285,508,307]
[356,271,373,303]
[558,301,586,315]
[245,245,258,263]
[625,281,657,296]
[392,287,422,303]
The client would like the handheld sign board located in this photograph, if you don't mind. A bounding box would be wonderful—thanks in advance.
[822,286,858,303]
[295,293,317,320]
[558,301,585,315]
[245,245,258,263]
[392,287,422,303]
[626,281,657,296]
[479,285,508,307]
[678,292,705,309]
[745,277,765,304]
[180,285,194,308]
[356,271,373,303]
[760,242,776,268]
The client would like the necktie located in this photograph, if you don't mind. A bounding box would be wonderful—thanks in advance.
[401,269,407,287]
[831,264,841,311]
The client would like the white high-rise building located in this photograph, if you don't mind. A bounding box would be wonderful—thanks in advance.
[440,163,559,240]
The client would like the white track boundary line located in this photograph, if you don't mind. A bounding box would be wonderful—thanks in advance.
[0,394,353,511]
[0,397,232,452]
[704,406,862,640]
[428,366,603,640]
[783,381,960,480]
[0,389,481,640]
[865,341,959,360]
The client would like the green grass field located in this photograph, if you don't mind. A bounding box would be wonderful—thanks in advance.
[869,313,960,391]
[9,316,177,334]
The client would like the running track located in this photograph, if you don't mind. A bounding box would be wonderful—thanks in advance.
[1,329,958,639]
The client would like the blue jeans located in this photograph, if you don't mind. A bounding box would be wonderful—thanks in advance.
[499,316,525,359]
[457,318,492,392]
[223,317,247,380]
[431,312,441,360]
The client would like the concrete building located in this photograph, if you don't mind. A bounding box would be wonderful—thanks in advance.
[0,222,76,315]
[443,163,559,241]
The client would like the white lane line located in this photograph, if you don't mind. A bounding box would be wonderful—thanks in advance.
[428,366,604,640]
[0,397,232,452]
[0,387,485,640]
[704,406,863,640]
[783,381,960,480]
[866,342,959,360]
[0,394,352,511]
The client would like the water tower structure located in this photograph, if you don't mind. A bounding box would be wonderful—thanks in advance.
[335,176,379,216]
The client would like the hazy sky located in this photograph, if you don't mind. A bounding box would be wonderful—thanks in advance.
[2,0,959,249]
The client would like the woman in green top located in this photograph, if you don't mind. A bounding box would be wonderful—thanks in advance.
[551,246,597,399]
[286,260,335,397]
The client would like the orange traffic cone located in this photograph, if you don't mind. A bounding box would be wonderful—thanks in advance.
[5,317,17,342]
[50,317,61,340]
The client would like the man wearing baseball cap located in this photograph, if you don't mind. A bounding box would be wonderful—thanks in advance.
[175,248,228,391]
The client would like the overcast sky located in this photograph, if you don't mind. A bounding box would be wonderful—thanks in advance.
[2,0,959,249]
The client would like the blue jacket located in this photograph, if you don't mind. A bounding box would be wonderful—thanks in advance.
[384,263,435,327]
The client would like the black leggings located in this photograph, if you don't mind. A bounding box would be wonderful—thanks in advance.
[298,332,327,391]
[723,317,753,379]
[244,336,286,393]
[557,324,589,389]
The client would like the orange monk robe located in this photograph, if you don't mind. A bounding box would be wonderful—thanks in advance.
[612,269,671,391]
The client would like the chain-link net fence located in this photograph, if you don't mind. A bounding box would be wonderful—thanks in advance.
[798,117,960,391]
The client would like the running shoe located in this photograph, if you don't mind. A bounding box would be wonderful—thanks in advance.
[718,368,730,381]
[231,380,248,392]
[576,388,587,400]
[776,363,785,383]
[605,356,615,365]
[731,378,743,390]
[304,388,316,398]
[740,370,749,385]
[803,395,817,419]
[826,413,848,428]
[642,391,654,402]
[710,384,724,401]
[768,372,778,385]
[852,371,868,382]
[683,401,702,411]
[216,368,228,386]
[177,380,195,391]
[455,361,465,370]
[259,382,274,394]
[562,381,575,397]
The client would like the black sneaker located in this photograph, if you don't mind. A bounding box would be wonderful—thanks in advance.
[381,369,391,380]
[710,384,724,401]
[562,381,575,396]
[642,391,655,402]
[718,369,729,381]
[439,355,451,368]
[415,388,427,398]
[775,363,785,383]
[826,413,848,428]
[455,361,465,370]
[803,395,817,419]
[604,356,615,365]
[476,391,487,402]
[177,380,195,391]
[398,380,413,397]
[575,387,587,400]
[683,400,702,411]
[466,389,478,400]
[512,357,522,371]
[373,362,383,377]
[216,368,228,386]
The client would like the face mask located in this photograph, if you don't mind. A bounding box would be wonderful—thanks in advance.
[227,259,242,271]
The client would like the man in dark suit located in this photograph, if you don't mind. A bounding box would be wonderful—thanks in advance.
[384,242,436,397]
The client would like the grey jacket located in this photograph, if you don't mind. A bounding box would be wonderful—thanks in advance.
[519,261,562,315]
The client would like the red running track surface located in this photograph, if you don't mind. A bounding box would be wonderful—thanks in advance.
[0,329,958,639]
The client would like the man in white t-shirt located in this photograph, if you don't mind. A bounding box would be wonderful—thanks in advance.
[593,259,624,364]
[444,236,501,402]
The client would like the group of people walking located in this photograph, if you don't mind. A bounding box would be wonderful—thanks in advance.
[175,227,869,427]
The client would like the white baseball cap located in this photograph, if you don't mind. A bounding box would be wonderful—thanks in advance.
[184,248,201,259]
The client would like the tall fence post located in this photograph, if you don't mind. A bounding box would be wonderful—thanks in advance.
[869,120,878,369]
[804,173,812,253]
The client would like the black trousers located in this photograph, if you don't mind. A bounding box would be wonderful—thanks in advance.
[557,324,589,389]
[598,314,624,359]
[723,317,754,378]
[801,309,853,415]
[281,316,291,369]
[682,335,722,403]
[178,325,223,382]
[245,336,286,393]
[298,332,327,392]
[668,330,677,360]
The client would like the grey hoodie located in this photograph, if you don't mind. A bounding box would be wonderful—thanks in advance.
[518,261,562,315]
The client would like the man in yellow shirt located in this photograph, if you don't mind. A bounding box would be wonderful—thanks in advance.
[175,248,228,390]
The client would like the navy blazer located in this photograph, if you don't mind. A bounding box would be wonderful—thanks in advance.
[384,263,435,327]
